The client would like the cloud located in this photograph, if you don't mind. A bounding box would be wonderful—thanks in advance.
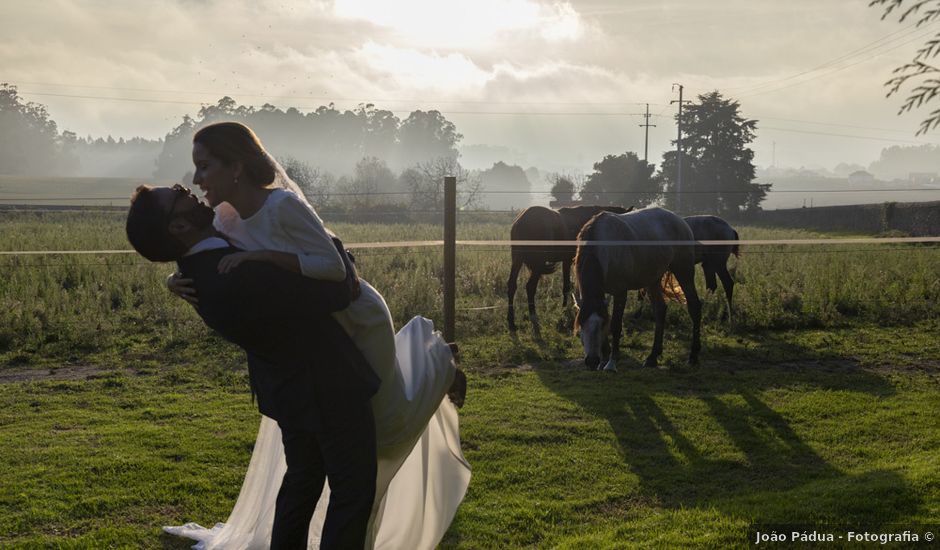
[0,0,929,168]
[332,0,584,48]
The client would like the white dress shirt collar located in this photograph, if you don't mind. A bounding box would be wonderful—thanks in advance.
[184,237,230,257]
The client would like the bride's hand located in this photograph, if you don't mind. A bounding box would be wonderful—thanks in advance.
[166,272,198,305]
[217,251,260,274]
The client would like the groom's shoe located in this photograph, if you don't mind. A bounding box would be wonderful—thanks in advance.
[447,368,467,409]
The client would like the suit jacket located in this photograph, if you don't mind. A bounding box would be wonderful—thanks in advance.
[176,241,381,431]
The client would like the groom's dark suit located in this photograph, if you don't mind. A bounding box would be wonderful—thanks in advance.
[177,240,380,550]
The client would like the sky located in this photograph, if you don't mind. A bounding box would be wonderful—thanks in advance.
[2,0,940,174]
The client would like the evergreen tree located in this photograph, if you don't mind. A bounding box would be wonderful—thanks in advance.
[659,91,766,215]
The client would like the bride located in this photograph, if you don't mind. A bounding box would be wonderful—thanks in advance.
[164,121,470,549]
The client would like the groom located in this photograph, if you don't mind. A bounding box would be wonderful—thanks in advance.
[126,184,380,550]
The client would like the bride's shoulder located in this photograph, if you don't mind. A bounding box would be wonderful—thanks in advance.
[213,201,240,230]
[268,187,306,209]
[271,188,323,219]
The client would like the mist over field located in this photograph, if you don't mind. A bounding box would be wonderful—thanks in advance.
[4,0,940,212]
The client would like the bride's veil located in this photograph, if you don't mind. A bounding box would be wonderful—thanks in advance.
[267,153,311,205]
[265,151,339,239]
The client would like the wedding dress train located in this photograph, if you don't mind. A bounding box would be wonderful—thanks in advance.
[165,316,471,549]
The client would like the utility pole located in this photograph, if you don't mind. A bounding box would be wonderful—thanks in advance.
[671,84,691,213]
[639,103,656,163]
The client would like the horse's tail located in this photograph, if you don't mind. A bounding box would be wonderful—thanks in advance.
[731,229,740,257]
[661,272,687,304]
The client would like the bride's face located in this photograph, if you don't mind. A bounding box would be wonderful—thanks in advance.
[192,142,238,208]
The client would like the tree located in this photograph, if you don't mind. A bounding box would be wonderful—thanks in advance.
[348,156,397,208]
[280,156,334,209]
[548,173,577,203]
[580,152,659,208]
[869,144,940,179]
[152,97,462,181]
[400,157,481,210]
[478,161,531,210]
[659,91,765,215]
[871,0,940,134]
[0,83,74,174]
[397,110,462,168]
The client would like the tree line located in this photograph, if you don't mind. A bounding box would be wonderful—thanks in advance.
[4,83,769,216]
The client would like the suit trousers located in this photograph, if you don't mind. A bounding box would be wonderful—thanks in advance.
[271,401,377,550]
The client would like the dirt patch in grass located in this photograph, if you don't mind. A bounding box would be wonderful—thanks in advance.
[0,364,121,384]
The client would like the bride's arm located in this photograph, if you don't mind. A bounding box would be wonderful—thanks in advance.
[275,193,346,281]
[217,194,346,281]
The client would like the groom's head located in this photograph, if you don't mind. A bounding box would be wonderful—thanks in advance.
[126,184,216,262]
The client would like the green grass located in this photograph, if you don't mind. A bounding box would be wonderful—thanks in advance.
[1,329,937,548]
[0,210,938,547]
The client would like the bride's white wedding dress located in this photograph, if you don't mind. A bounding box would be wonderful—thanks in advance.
[164,189,471,549]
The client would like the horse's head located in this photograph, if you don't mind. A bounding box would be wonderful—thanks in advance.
[573,220,612,370]
[574,293,609,370]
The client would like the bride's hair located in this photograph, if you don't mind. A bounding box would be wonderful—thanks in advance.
[193,122,277,187]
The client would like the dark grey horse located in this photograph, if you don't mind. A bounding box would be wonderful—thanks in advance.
[574,207,702,370]
[507,204,630,337]
[684,215,739,321]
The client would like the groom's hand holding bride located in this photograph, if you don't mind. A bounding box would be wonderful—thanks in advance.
[216,250,265,274]
[166,272,197,304]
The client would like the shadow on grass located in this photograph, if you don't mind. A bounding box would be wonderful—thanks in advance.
[535,345,920,525]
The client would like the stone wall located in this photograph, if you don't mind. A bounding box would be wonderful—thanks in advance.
[736,201,940,236]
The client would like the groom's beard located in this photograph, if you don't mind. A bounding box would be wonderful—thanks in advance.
[183,202,216,230]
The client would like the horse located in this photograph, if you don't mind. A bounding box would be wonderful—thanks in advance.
[574,207,702,371]
[632,215,740,322]
[507,204,630,337]
[683,215,739,321]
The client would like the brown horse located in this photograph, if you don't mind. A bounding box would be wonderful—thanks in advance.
[507,204,630,337]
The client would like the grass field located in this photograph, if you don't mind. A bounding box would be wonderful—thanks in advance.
[0,208,938,548]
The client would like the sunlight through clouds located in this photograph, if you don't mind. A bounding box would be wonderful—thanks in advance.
[354,41,491,90]
[332,0,583,47]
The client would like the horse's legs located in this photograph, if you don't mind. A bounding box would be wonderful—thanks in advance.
[633,289,648,320]
[644,286,666,368]
[507,258,523,333]
[716,261,735,324]
[673,267,702,365]
[604,294,627,372]
[702,262,718,293]
[561,259,571,307]
[525,270,542,338]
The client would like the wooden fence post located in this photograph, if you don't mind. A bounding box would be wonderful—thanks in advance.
[443,176,457,343]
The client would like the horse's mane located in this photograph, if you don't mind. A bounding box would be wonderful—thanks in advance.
[573,212,610,330]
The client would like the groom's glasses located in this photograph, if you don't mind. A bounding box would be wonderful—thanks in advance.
[165,184,194,228]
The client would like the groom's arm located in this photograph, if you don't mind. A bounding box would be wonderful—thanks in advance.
[228,260,353,319]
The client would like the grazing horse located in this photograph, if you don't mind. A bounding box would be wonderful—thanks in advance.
[684,215,739,320]
[574,207,702,370]
[507,205,630,337]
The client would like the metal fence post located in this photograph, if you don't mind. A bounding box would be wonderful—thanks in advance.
[443,176,456,343]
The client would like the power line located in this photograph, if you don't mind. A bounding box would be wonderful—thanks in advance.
[735,25,940,99]
[5,79,665,108]
[759,126,939,144]
[13,90,659,117]
[705,21,933,97]
[11,85,940,144]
